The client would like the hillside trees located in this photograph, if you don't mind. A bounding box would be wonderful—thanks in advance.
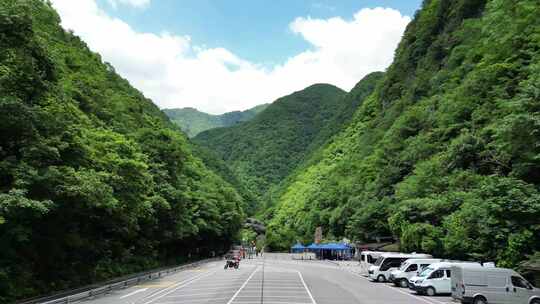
[265,0,540,267]
[164,104,269,137]
[194,84,348,201]
[0,1,245,302]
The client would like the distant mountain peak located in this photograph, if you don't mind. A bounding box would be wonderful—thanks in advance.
[163,104,269,137]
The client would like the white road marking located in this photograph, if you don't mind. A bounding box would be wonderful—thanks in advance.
[344,267,450,304]
[141,270,217,304]
[119,288,148,299]
[237,295,311,299]
[136,270,210,302]
[297,271,317,304]
[388,286,451,304]
[186,282,245,288]
[163,291,234,297]
[155,298,230,304]
[226,266,259,304]
[174,285,239,292]
[230,302,311,304]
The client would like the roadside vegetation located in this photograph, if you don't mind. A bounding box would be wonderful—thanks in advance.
[0,1,245,301]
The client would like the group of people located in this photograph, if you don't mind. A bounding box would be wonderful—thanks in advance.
[246,246,263,259]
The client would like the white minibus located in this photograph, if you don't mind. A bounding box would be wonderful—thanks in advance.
[390,258,442,287]
[359,251,385,275]
[368,253,432,282]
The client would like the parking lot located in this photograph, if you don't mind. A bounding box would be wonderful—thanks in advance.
[80,254,456,304]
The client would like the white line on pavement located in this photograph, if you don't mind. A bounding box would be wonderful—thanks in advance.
[185,282,245,288]
[230,302,311,304]
[344,267,450,304]
[163,291,235,297]
[389,286,450,304]
[226,266,259,304]
[237,295,312,299]
[297,271,317,304]
[141,270,217,304]
[154,297,230,304]
[242,287,306,290]
[174,285,239,292]
[119,288,148,299]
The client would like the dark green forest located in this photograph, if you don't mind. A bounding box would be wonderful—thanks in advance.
[264,0,540,269]
[164,104,268,137]
[0,0,245,302]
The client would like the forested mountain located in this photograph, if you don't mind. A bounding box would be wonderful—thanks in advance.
[259,72,383,211]
[164,104,269,137]
[194,84,348,201]
[0,1,245,302]
[265,0,540,269]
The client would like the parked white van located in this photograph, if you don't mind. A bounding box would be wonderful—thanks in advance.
[451,264,540,304]
[368,253,432,282]
[390,258,442,288]
[360,251,385,265]
[359,251,385,275]
[409,262,481,296]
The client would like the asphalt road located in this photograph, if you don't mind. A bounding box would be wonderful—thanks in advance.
[78,253,455,304]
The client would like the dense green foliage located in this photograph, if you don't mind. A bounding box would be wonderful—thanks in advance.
[194,84,348,201]
[0,1,245,302]
[259,72,384,211]
[164,104,268,137]
[191,144,259,215]
[265,0,540,269]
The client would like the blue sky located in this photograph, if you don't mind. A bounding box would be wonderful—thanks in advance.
[53,0,422,114]
[98,0,422,65]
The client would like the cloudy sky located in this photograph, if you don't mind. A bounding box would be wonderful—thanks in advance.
[50,0,421,114]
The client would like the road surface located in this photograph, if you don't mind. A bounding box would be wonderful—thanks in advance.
[78,253,455,304]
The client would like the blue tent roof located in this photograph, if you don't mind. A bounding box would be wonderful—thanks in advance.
[328,243,352,250]
[307,243,320,249]
[306,242,351,250]
[291,243,305,249]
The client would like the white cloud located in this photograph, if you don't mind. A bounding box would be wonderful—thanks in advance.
[50,0,410,114]
[107,0,150,9]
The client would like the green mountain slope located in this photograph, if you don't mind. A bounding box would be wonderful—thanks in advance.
[0,1,244,301]
[260,72,384,211]
[164,104,269,137]
[266,0,540,268]
[194,84,347,201]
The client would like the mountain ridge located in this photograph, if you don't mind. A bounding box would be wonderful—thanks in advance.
[194,83,347,200]
[164,103,269,137]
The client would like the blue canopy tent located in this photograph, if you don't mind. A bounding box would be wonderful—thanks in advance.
[307,243,319,249]
[305,242,353,260]
[291,243,306,253]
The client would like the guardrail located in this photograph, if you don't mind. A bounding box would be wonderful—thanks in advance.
[18,257,221,304]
